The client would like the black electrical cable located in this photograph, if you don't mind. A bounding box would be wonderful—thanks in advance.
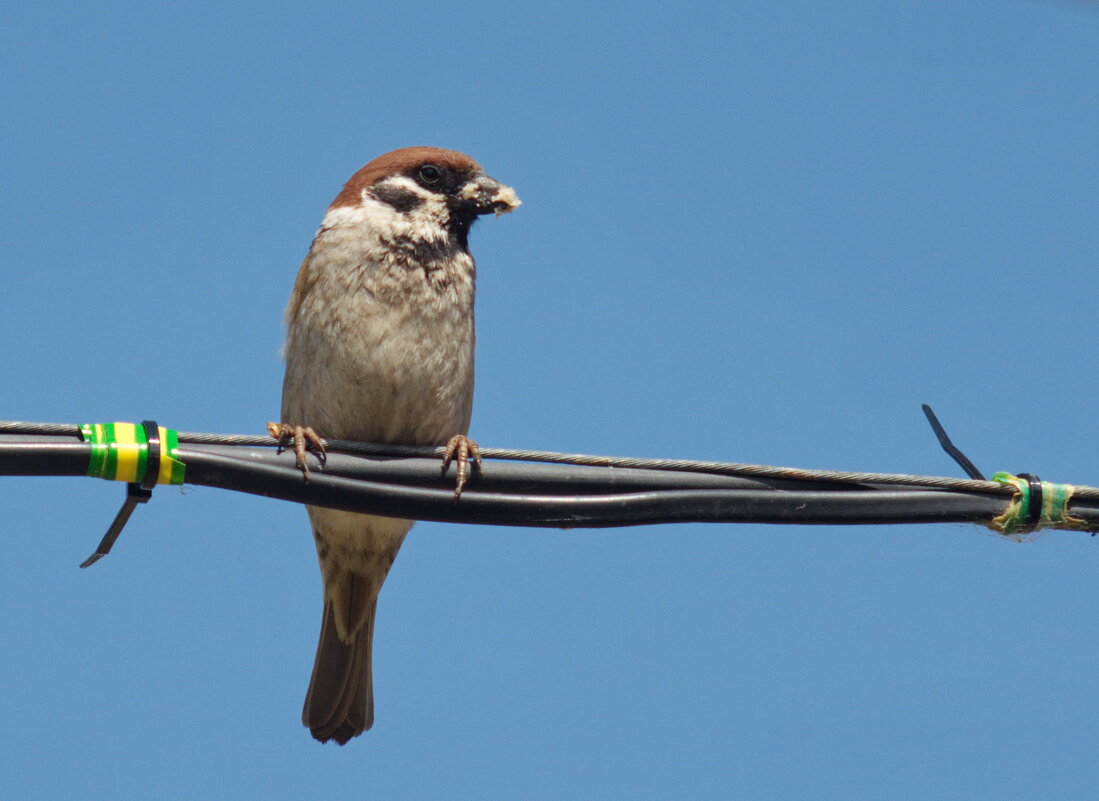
[3,424,1099,534]
[175,447,1011,527]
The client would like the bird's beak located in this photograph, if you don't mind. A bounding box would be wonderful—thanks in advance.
[459,174,522,217]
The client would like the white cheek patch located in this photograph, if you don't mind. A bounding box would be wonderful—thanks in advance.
[370,175,432,202]
[359,176,450,239]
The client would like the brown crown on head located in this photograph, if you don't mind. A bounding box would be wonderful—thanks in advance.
[329,147,483,210]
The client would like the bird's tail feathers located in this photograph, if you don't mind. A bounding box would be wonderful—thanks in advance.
[302,576,377,744]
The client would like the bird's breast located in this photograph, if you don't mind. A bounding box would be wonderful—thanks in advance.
[281,238,476,446]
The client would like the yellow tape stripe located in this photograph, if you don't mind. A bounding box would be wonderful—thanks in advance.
[112,423,142,483]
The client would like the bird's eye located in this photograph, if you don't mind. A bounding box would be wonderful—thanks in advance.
[417,164,442,185]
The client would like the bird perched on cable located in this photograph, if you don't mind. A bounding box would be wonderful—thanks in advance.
[270,147,520,744]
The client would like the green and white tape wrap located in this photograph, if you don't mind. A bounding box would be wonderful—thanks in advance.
[79,422,186,485]
[988,472,1085,536]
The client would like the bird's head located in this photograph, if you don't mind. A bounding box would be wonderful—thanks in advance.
[329,147,520,249]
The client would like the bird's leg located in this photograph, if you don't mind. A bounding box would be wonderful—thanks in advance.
[266,422,327,481]
[441,434,481,498]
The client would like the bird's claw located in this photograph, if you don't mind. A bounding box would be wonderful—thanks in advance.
[267,422,327,482]
[441,434,481,498]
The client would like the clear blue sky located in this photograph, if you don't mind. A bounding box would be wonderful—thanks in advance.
[2,1,1098,798]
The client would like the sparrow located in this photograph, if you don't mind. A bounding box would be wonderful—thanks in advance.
[272,147,520,744]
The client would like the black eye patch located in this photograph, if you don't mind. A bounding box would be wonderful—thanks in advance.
[369,183,424,213]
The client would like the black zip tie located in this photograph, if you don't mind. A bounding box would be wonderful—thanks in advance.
[80,420,161,568]
[1016,472,1044,533]
[921,404,985,480]
[922,407,1052,536]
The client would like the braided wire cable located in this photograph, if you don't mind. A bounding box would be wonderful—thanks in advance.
[4,419,1097,499]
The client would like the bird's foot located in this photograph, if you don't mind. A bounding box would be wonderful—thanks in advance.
[266,422,327,482]
[441,434,481,498]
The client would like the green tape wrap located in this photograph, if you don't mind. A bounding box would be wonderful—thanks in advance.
[988,472,1085,537]
[79,422,186,485]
